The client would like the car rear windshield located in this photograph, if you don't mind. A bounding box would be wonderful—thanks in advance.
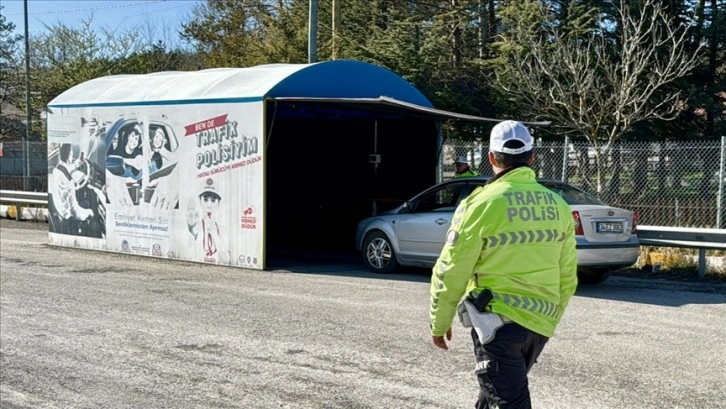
[540,182,605,205]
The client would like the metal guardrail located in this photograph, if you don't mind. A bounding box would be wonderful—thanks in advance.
[1,190,724,276]
[637,225,726,278]
[0,190,49,221]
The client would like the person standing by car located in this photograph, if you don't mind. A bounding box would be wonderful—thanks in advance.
[429,120,578,409]
[454,156,479,178]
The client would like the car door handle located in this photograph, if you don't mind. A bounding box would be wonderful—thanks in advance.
[435,218,448,225]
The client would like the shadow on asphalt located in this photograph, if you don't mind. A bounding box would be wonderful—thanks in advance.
[265,247,432,283]
[267,248,726,306]
[575,275,726,306]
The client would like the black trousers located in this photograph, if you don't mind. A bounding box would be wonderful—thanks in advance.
[471,323,549,409]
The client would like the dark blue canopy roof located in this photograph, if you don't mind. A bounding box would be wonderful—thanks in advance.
[266,60,432,107]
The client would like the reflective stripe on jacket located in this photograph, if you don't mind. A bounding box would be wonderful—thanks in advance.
[429,166,578,338]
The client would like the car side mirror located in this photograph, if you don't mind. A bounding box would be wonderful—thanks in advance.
[106,155,126,176]
[400,201,413,213]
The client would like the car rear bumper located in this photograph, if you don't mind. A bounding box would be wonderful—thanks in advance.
[576,241,640,268]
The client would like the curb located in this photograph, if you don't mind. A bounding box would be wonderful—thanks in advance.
[0,204,49,222]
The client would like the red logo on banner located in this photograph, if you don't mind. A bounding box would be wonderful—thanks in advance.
[241,206,256,230]
[184,114,229,136]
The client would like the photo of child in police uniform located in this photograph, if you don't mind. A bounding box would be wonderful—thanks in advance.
[185,177,230,264]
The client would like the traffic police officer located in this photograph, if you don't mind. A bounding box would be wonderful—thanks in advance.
[454,156,479,178]
[429,120,578,409]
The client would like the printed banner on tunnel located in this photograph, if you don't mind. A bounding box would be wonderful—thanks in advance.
[46,102,264,269]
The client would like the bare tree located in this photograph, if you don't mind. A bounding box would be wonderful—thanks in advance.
[494,0,702,192]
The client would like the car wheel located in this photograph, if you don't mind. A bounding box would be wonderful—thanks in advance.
[362,231,399,274]
[577,268,611,285]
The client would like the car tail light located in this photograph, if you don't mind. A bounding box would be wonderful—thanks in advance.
[631,211,638,234]
[572,211,584,236]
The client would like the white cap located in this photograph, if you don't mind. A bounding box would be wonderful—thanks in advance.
[200,178,222,200]
[455,156,469,164]
[489,120,533,154]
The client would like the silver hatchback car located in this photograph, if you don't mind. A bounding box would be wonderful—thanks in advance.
[355,177,640,284]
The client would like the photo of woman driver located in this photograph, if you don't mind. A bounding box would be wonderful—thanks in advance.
[106,122,144,207]
[149,127,175,172]
[145,126,179,210]
[110,123,144,177]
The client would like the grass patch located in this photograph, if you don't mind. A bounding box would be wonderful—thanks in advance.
[630,246,726,282]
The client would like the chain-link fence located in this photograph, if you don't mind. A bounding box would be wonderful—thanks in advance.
[0,141,48,192]
[2,139,725,228]
[442,137,726,228]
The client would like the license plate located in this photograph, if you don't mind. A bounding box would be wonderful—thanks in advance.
[596,222,623,233]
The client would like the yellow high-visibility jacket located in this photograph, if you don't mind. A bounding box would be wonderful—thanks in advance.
[454,168,479,178]
[429,166,578,338]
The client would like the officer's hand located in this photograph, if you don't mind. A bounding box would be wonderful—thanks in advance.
[186,198,199,228]
[432,328,452,350]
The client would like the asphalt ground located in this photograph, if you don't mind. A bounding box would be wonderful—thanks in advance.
[1,219,725,409]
